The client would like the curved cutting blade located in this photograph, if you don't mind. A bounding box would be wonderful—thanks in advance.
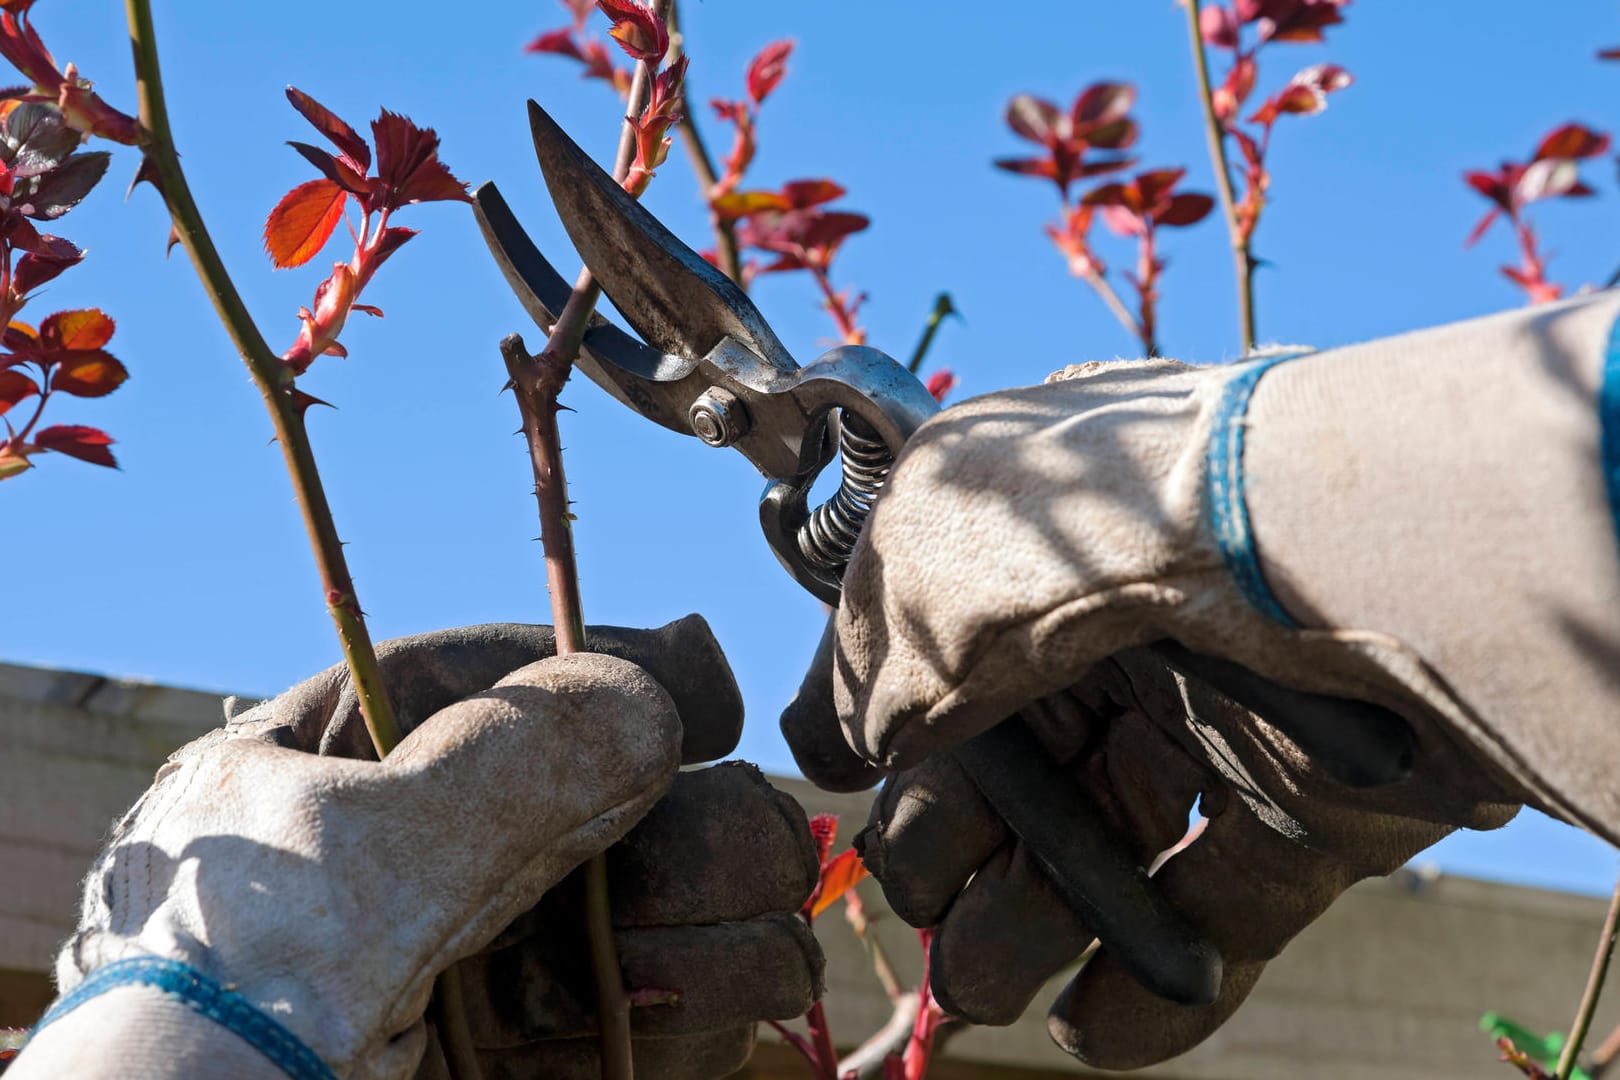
[526,99,798,374]
[473,180,699,434]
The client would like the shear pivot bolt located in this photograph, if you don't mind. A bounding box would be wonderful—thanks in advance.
[690,388,750,447]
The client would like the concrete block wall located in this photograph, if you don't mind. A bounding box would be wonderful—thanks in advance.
[3,659,1617,1077]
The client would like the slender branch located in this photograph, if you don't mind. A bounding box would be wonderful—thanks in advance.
[123,1,401,758]
[1183,0,1256,352]
[1081,271,1144,350]
[667,0,743,285]
[1589,1015,1620,1077]
[765,1019,821,1069]
[502,17,667,1076]
[836,992,920,1078]
[804,999,838,1080]
[1557,870,1620,1079]
[119,7,497,1076]
[905,292,957,375]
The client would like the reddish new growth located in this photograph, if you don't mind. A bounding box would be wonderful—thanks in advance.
[924,370,957,403]
[768,813,871,1080]
[997,83,1211,356]
[1198,1,1353,258]
[526,0,633,96]
[1494,1036,1555,1079]
[708,40,792,202]
[1463,123,1610,304]
[771,814,950,1080]
[264,89,470,375]
[528,19,880,347]
[0,101,121,481]
[0,0,137,145]
[595,0,689,196]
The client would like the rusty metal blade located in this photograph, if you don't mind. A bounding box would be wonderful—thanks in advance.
[526,98,798,373]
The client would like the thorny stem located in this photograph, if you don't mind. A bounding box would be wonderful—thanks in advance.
[1183,0,1256,352]
[123,0,401,758]
[1556,869,1620,1079]
[667,0,743,286]
[503,12,668,1075]
[905,292,957,376]
[119,4,495,1075]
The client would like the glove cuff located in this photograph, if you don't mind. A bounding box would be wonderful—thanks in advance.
[17,960,321,1080]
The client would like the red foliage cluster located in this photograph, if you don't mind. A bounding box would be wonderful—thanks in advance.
[997,82,1211,355]
[1463,123,1610,304]
[528,19,897,357]
[0,0,137,144]
[705,49,888,355]
[1199,0,1353,250]
[718,177,871,344]
[0,101,121,480]
[996,83,1138,198]
[701,41,876,347]
[265,89,470,374]
[802,812,868,923]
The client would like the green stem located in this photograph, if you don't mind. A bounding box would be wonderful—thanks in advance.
[122,0,402,759]
[905,292,957,375]
[1557,869,1620,1079]
[119,5,485,1075]
[1183,0,1256,352]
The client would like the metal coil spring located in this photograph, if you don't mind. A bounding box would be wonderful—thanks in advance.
[797,411,894,574]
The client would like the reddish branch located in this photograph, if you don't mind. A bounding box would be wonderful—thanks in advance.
[504,2,676,1075]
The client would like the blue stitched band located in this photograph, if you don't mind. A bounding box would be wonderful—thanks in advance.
[1603,315,1620,562]
[28,957,335,1080]
[1206,353,1308,628]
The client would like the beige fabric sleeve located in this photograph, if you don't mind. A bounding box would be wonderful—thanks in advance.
[1245,291,1620,839]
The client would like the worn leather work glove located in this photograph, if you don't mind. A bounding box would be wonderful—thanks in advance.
[784,291,1620,1068]
[29,617,819,1080]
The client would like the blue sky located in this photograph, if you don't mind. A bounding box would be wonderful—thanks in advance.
[7,0,1620,894]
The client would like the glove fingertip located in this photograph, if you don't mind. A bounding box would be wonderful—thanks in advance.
[1046,953,1263,1070]
[634,614,744,764]
[781,615,883,792]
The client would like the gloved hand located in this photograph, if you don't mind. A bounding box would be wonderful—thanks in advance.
[783,291,1620,1068]
[23,617,820,1080]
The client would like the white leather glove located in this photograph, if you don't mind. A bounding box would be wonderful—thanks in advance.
[17,619,820,1080]
[786,291,1620,1067]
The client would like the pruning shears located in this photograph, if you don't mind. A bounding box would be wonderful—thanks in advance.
[474,99,1416,1011]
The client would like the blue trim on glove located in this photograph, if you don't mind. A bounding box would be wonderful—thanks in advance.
[1206,353,1310,628]
[1604,316,1620,564]
[28,957,335,1080]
